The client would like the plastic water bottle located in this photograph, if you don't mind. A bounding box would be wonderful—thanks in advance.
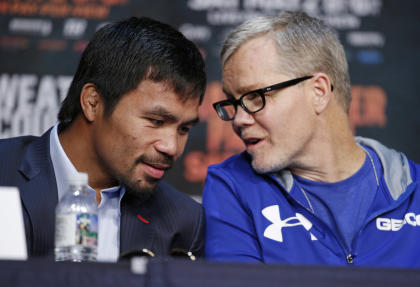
[55,172,98,262]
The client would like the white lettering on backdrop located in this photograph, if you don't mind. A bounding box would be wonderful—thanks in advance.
[0,74,72,138]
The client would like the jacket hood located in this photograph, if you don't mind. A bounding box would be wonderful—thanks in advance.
[355,137,412,200]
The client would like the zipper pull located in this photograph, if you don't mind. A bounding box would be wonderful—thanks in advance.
[346,254,354,264]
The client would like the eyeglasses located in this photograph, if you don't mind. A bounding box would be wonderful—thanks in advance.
[213,75,314,121]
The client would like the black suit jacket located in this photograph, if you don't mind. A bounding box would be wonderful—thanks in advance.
[0,129,204,258]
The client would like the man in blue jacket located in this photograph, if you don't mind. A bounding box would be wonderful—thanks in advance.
[203,11,420,267]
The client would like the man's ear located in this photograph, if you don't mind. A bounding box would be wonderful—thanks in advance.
[311,73,332,115]
[80,83,102,122]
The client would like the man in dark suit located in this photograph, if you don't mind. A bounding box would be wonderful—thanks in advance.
[0,17,206,261]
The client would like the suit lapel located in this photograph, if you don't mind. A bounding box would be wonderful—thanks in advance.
[18,129,58,256]
[119,191,156,256]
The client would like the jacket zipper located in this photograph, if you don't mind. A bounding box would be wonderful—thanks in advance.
[287,193,353,264]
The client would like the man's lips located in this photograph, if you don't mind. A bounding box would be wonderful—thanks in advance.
[242,137,263,148]
[142,162,170,179]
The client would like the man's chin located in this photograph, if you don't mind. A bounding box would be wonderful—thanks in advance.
[122,176,159,200]
[251,157,287,174]
[249,153,269,173]
[252,162,270,174]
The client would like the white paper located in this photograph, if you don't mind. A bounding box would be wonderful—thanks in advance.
[0,187,28,260]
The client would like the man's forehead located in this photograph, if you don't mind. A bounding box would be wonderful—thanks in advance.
[222,82,264,97]
[149,79,201,104]
[221,42,289,97]
[222,68,287,97]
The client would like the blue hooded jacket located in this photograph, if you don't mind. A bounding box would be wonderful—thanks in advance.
[203,137,420,267]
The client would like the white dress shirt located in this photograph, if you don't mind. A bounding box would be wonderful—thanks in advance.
[49,123,125,262]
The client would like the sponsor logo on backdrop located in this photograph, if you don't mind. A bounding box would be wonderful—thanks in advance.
[9,18,52,36]
[179,24,211,42]
[187,0,383,28]
[63,18,88,38]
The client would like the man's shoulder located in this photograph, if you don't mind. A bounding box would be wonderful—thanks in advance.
[0,135,41,164]
[207,152,258,180]
[0,135,43,186]
[208,152,251,171]
[0,130,52,179]
[0,135,38,152]
[408,158,420,183]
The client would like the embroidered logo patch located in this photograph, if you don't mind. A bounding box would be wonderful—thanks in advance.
[376,212,420,231]
[262,205,317,243]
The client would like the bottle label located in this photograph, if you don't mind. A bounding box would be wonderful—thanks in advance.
[55,213,98,247]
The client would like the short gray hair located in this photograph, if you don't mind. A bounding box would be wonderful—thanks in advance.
[221,11,351,111]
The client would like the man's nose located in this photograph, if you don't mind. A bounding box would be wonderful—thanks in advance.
[233,105,255,127]
[155,131,178,157]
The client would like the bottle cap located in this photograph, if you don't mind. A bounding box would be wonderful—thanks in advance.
[68,172,88,186]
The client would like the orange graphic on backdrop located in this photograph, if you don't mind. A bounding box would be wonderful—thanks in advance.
[183,82,244,182]
[349,85,387,133]
[184,82,388,183]
[0,0,128,18]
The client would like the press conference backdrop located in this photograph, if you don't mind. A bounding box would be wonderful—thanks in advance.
[0,0,419,198]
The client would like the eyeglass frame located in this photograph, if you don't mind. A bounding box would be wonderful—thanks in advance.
[213,75,320,121]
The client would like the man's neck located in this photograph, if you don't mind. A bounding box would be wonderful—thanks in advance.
[290,111,366,183]
[58,118,118,197]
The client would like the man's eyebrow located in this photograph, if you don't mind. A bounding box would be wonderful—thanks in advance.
[147,106,199,125]
[236,84,262,94]
[222,84,261,98]
[147,106,178,122]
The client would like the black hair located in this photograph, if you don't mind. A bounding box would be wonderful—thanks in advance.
[58,17,206,130]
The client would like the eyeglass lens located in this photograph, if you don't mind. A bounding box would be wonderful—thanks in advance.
[217,102,236,120]
[217,92,264,121]
[242,92,264,112]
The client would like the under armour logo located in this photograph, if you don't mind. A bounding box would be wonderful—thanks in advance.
[262,205,317,243]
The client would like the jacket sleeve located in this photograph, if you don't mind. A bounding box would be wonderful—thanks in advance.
[202,166,262,262]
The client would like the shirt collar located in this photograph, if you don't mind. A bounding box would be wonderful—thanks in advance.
[49,123,123,202]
